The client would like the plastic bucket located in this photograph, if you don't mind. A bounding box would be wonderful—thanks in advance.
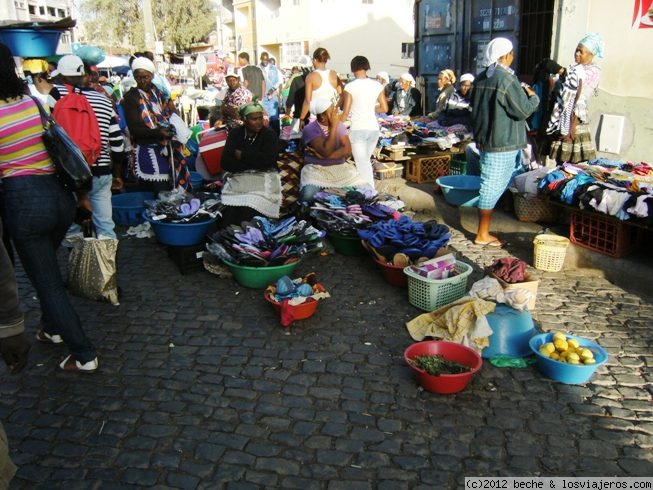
[482,304,536,359]
[143,212,217,246]
[373,258,408,287]
[404,340,482,394]
[529,333,608,384]
[189,171,204,188]
[533,234,570,272]
[328,233,366,256]
[436,175,481,207]
[0,29,63,57]
[264,291,319,323]
[224,260,301,289]
[111,192,155,226]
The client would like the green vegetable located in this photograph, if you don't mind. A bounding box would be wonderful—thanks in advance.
[410,354,472,376]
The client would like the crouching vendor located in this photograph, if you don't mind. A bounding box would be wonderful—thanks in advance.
[218,100,282,228]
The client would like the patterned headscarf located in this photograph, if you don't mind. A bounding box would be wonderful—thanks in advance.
[579,33,605,58]
[239,100,264,118]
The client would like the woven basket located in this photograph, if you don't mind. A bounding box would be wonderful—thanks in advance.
[511,190,559,223]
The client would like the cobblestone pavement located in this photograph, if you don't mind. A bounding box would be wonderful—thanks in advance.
[2,221,652,489]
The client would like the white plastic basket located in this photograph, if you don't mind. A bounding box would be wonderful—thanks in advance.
[533,234,570,272]
[403,261,473,311]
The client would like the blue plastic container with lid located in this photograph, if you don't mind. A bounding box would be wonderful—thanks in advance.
[482,304,536,359]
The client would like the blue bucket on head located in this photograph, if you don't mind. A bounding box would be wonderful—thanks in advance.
[482,304,536,359]
[111,191,155,226]
[0,29,63,57]
[436,175,481,207]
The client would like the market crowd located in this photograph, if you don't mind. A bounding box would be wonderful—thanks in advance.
[0,32,606,377]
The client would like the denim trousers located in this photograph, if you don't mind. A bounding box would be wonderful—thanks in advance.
[2,174,97,363]
[69,174,116,239]
[349,129,379,187]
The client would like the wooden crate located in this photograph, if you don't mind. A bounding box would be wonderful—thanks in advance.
[405,155,451,184]
[374,165,404,181]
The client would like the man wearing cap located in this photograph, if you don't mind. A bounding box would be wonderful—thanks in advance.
[470,37,539,247]
[214,66,253,131]
[50,55,125,240]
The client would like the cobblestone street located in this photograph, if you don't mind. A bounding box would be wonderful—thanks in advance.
[2,216,652,489]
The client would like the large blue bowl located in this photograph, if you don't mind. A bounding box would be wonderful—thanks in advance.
[143,211,217,246]
[111,192,155,226]
[529,333,608,384]
[0,29,63,57]
[436,175,481,207]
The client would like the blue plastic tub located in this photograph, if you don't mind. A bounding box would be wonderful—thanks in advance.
[436,175,482,207]
[529,333,608,384]
[111,192,155,226]
[189,171,203,188]
[482,304,536,359]
[0,29,63,57]
[143,211,217,246]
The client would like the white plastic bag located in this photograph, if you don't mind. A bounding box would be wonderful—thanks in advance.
[169,113,192,145]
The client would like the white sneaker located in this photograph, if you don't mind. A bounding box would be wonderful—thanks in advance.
[36,329,64,344]
[59,355,99,373]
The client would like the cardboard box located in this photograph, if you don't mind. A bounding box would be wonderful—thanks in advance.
[410,253,456,280]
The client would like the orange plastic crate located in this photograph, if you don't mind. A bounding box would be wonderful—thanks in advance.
[569,210,634,258]
[405,155,450,184]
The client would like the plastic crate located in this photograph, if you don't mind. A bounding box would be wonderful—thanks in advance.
[511,191,559,223]
[569,210,634,258]
[403,261,472,311]
[167,244,204,275]
[374,165,404,180]
[405,155,450,184]
[448,155,467,175]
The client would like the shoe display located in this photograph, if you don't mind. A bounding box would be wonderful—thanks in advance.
[36,329,63,344]
[59,355,98,373]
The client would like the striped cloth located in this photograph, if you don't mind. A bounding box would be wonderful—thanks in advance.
[50,84,124,175]
[478,149,521,209]
[0,96,54,178]
[548,123,596,164]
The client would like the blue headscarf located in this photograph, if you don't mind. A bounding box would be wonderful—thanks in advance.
[579,33,605,58]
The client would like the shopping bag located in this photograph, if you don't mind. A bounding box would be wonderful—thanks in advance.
[67,235,120,305]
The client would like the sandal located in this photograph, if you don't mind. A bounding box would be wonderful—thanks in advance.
[474,239,505,248]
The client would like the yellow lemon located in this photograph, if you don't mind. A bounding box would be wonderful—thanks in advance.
[549,352,560,361]
[567,339,580,349]
[579,348,594,360]
[553,332,567,342]
[542,343,556,355]
[567,352,580,363]
[554,339,568,352]
[583,358,596,365]
[539,346,550,357]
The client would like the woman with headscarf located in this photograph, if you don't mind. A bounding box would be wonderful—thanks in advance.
[299,96,369,202]
[545,33,604,164]
[470,37,539,247]
[122,56,191,192]
[439,72,474,127]
[0,43,98,372]
[218,100,281,228]
[427,69,456,120]
[390,73,422,117]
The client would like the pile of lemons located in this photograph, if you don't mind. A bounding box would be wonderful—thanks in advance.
[538,331,596,365]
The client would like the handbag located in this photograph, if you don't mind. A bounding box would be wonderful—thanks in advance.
[29,96,93,192]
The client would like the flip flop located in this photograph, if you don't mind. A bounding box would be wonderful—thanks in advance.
[474,239,505,248]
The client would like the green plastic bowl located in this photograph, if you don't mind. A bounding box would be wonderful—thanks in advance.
[328,233,366,256]
[224,259,301,288]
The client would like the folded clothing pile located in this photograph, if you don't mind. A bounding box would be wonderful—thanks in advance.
[488,257,527,283]
[358,215,451,263]
[206,215,325,266]
[144,189,221,223]
[309,189,404,236]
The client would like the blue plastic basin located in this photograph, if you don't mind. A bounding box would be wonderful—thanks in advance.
[111,192,155,226]
[482,304,536,359]
[0,29,63,57]
[143,211,217,246]
[436,175,481,207]
[189,171,204,188]
[529,333,608,384]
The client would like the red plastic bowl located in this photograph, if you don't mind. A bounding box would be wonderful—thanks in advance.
[404,340,482,394]
[373,257,408,288]
[264,291,319,323]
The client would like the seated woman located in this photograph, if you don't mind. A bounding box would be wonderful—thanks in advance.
[438,72,474,127]
[218,101,282,228]
[300,97,371,203]
[389,73,422,117]
[427,69,456,120]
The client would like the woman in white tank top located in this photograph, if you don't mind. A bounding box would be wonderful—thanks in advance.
[299,47,341,125]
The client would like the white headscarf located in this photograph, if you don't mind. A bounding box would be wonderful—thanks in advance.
[131,57,156,74]
[460,73,475,83]
[400,73,415,88]
[484,38,513,66]
[376,71,390,84]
